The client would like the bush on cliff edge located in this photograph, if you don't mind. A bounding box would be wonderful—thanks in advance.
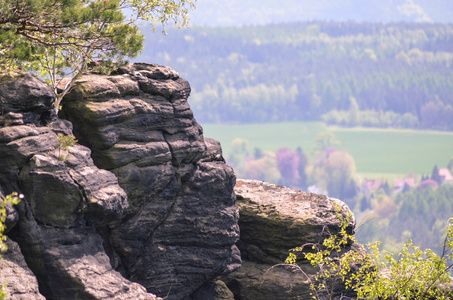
[286,205,453,299]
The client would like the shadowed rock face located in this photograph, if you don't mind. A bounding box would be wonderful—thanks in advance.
[234,179,355,265]
[0,65,240,300]
[0,71,157,299]
[61,63,240,299]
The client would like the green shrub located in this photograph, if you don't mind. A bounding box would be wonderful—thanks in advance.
[1,192,23,300]
[286,205,453,299]
[57,133,77,161]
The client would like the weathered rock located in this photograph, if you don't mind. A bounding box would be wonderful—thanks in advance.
[0,238,46,300]
[222,179,357,300]
[61,63,240,299]
[0,72,53,116]
[13,212,158,300]
[234,179,354,264]
[189,280,235,300]
[223,260,312,300]
[0,71,158,299]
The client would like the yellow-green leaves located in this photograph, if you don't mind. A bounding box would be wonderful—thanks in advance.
[0,192,22,300]
[285,205,453,299]
[57,133,78,161]
[0,192,22,253]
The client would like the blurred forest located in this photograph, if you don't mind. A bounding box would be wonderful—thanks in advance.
[229,133,453,255]
[139,21,453,130]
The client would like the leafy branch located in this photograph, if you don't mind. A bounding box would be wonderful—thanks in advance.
[1,0,196,113]
[0,192,23,300]
[285,204,453,299]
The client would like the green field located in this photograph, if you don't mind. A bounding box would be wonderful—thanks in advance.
[201,122,453,179]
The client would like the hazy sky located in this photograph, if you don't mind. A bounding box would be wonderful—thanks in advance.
[188,0,452,26]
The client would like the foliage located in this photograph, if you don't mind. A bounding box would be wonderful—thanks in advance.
[0,192,23,300]
[448,157,453,174]
[357,183,453,257]
[286,205,453,300]
[231,138,249,155]
[285,205,360,300]
[57,133,78,161]
[421,101,453,130]
[312,132,341,157]
[0,0,195,113]
[311,149,358,200]
[243,151,281,183]
[296,147,308,189]
[322,109,419,129]
[140,22,453,130]
[0,192,22,253]
[276,148,300,188]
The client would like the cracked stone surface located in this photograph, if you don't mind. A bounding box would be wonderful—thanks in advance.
[0,65,239,300]
[61,63,240,300]
[0,71,160,299]
[0,238,46,300]
[221,179,358,300]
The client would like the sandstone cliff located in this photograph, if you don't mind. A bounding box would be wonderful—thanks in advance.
[0,64,358,300]
[0,65,239,300]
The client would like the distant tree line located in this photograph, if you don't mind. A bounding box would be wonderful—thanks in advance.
[356,158,453,256]
[228,132,359,201]
[139,21,453,130]
[227,131,453,257]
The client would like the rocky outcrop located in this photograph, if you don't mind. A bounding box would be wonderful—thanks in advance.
[60,63,240,299]
[222,179,358,300]
[0,72,158,299]
[0,238,45,300]
[0,64,239,300]
[1,64,360,300]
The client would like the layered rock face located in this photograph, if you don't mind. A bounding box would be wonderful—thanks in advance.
[0,65,240,300]
[0,72,157,299]
[0,238,45,300]
[1,64,359,300]
[60,63,241,299]
[223,179,358,300]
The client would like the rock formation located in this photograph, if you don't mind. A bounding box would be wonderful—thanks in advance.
[0,238,45,300]
[0,72,158,299]
[0,65,240,300]
[0,64,359,300]
[60,63,240,299]
[223,179,358,300]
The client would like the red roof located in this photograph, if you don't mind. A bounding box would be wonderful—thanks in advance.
[418,179,439,190]
[363,179,383,191]
[439,168,453,181]
[394,177,415,189]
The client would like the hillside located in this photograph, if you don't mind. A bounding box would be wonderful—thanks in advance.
[189,0,453,26]
[137,21,453,130]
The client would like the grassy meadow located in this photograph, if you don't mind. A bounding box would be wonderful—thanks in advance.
[201,122,453,180]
